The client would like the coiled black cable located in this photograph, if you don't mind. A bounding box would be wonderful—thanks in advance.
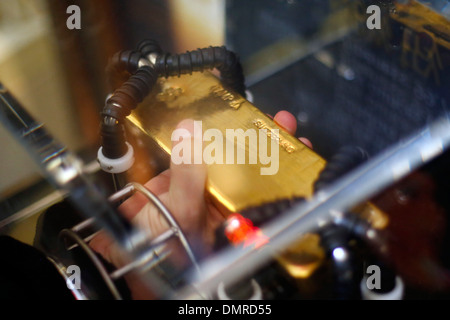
[314,145,369,191]
[105,50,143,91]
[100,66,158,159]
[155,47,246,97]
[100,118,127,160]
[100,40,247,161]
[104,66,158,120]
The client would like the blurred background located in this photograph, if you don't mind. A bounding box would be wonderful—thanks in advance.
[0,0,226,199]
[0,0,229,240]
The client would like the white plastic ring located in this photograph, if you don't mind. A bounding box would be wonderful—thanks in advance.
[360,276,404,300]
[97,142,135,174]
[217,279,263,300]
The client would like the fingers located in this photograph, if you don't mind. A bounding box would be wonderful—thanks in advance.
[299,137,313,149]
[169,119,208,234]
[118,120,209,237]
[274,110,297,135]
[273,110,313,149]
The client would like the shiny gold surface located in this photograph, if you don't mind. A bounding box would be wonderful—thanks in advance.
[128,72,327,214]
[276,233,325,279]
[391,1,448,85]
[392,1,450,51]
[356,202,389,230]
[127,71,390,281]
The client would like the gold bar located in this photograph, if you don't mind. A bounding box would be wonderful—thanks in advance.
[127,72,327,214]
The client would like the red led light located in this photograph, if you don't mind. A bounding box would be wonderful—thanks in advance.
[224,213,269,249]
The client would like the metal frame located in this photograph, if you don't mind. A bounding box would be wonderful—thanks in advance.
[59,182,201,299]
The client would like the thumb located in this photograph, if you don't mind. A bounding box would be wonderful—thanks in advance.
[169,119,208,235]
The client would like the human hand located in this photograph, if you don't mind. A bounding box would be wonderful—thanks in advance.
[90,110,312,270]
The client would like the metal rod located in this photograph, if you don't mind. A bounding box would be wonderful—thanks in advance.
[150,229,176,247]
[110,248,170,281]
[108,184,135,203]
[109,229,174,280]
[66,230,101,251]
[71,217,95,233]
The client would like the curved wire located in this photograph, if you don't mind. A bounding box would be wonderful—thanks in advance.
[59,229,123,300]
[129,182,201,275]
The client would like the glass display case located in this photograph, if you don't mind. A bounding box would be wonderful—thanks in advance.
[0,0,449,301]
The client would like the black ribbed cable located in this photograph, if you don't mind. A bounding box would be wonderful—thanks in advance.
[314,146,369,192]
[100,66,158,159]
[101,40,247,160]
[105,50,143,92]
[155,46,247,97]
